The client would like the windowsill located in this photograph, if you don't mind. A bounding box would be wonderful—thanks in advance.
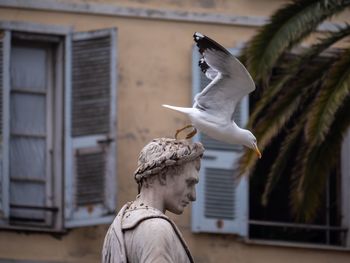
[0,224,67,235]
[244,238,350,252]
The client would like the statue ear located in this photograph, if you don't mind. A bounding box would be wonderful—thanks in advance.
[158,172,167,186]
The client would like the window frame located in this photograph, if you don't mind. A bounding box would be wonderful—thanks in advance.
[8,36,62,229]
[0,22,68,232]
[341,130,350,248]
[0,29,11,222]
[0,20,118,232]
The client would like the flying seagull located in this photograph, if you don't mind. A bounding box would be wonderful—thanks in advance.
[163,32,261,158]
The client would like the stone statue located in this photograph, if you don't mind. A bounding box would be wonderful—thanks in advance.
[102,138,204,263]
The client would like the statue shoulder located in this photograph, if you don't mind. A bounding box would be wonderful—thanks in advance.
[121,206,169,231]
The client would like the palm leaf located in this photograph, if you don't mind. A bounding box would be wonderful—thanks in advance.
[247,24,350,128]
[240,0,350,223]
[245,0,350,80]
[306,48,350,145]
[291,94,350,221]
[239,56,333,175]
[289,134,310,221]
[261,119,304,206]
[238,86,305,176]
[248,70,292,127]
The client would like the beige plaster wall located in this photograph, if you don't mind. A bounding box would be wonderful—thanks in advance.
[0,1,349,262]
[69,0,288,17]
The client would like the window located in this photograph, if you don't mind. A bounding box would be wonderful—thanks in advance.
[191,45,350,248]
[0,24,117,231]
[9,35,59,229]
[247,122,346,247]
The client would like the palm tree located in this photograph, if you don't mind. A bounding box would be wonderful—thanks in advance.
[239,0,350,222]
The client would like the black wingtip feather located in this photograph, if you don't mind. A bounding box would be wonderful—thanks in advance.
[193,32,230,55]
[198,58,209,73]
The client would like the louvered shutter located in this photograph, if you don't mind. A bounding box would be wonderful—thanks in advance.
[0,30,10,223]
[191,46,248,236]
[64,29,117,227]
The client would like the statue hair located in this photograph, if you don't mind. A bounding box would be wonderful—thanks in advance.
[134,138,204,193]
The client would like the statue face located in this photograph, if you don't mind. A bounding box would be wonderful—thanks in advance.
[163,159,200,215]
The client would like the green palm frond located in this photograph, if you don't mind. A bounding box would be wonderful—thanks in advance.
[239,88,303,176]
[247,23,350,128]
[291,94,350,221]
[306,48,350,145]
[248,72,291,127]
[239,55,332,176]
[261,120,304,206]
[308,22,350,56]
[254,87,304,147]
[289,135,311,221]
[240,0,350,222]
[245,0,350,81]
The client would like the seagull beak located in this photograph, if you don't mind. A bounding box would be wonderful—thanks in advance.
[253,143,262,159]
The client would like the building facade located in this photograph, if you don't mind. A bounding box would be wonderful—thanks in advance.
[0,0,349,262]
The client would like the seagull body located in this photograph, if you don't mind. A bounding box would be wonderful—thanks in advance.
[162,105,246,145]
[163,32,261,158]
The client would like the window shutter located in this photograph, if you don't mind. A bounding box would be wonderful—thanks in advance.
[65,28,117,227]
[191,46,248,236]
[0,30,10,223]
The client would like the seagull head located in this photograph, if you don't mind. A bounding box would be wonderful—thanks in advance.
[242,131,262,159]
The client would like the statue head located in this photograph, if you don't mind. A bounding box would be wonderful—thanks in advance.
[134,138,204,214]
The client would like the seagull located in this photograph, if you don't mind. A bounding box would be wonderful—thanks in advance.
[163,32,261,158]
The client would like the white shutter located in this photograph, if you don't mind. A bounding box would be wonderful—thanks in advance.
[65,28,117,227]
[0,30,10,223]
[191,46,248,236]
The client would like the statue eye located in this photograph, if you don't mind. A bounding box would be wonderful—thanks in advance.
[187,178,198,186]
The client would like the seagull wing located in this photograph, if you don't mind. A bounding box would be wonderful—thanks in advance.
[193,32,255,123]
[199,57,218,80]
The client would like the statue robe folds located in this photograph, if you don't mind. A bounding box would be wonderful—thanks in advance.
[102,203,194,263]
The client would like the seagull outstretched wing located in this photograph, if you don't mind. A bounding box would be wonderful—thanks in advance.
[193,32,255,123]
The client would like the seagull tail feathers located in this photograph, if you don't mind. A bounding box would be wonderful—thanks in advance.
[162,104,193,115]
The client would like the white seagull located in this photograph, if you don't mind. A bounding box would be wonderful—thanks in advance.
[163,32,261,158]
